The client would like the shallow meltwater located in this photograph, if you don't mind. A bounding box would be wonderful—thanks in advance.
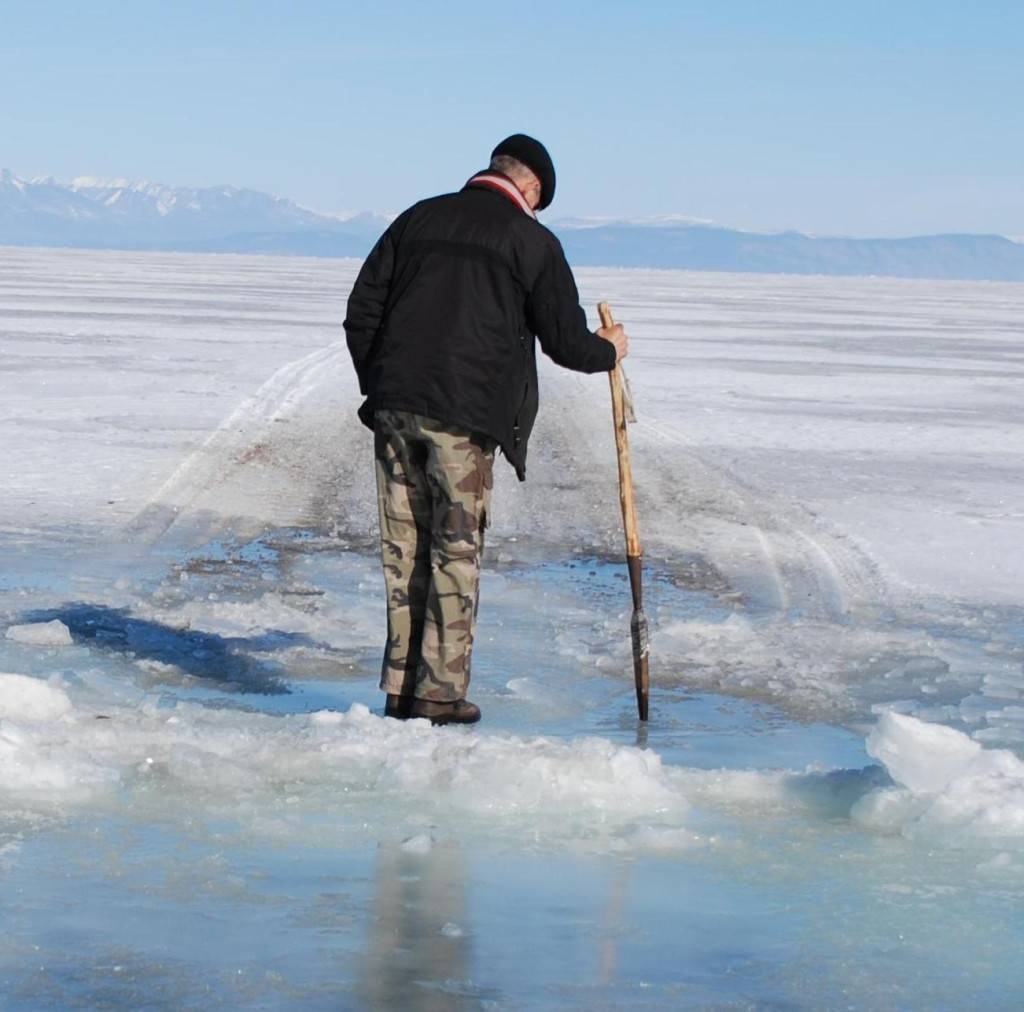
[2,530,1024,1009]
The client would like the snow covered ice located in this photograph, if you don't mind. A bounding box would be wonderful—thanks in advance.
[855,710,1024,841]
[4,619,72,646]
[1,245,1024,1007]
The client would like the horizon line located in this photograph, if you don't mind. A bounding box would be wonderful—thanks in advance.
[3,166,1022,245]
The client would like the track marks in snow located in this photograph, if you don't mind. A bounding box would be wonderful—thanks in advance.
[124,340,886,627]
[127,341,359,546]
[633,414,885,621]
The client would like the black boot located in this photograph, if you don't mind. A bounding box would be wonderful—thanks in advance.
[384,693,413,719]
[409,698,481,726]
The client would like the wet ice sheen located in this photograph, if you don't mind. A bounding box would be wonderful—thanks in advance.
[2,627,1024,1007]
[2,550,1023,1007]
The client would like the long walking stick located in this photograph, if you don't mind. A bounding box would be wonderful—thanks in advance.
[599,302,649,721]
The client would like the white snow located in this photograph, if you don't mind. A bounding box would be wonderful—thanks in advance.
[0,684,686,847]
[0,675,106,799]
[867,710,982,793]
[855,711,1024,841]
[552,213,720,230]
[3,665,1019,851]
[0,672,73,720]
[3,247,1020,615]
[5,620,73,646]
[69,176,138,190]
[314,207,398,225]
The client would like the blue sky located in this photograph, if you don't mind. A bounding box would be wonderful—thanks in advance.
[2,0,1021,236]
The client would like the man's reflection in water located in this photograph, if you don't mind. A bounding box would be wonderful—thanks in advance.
[359,838,472,1010]
[598,861,632,986]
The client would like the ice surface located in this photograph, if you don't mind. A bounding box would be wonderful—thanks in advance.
[2,246,1023,1006]
[1,660,1019,852]
[5,245,1020,737]
[855,710,1024,842]
[0,688,685,846]
[0,672,72,720]
[867,709,983,793]
[5,247,1022,605]
[4,619,73,646]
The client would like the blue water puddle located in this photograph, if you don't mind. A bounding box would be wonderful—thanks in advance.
[0,824,805,1010]
[113,530,870,776]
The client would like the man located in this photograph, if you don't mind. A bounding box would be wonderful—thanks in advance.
[344,133,628,726]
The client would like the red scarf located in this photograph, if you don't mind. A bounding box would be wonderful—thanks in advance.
[464,171,537,219]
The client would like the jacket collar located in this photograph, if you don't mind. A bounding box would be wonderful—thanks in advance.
[464,171,537,219]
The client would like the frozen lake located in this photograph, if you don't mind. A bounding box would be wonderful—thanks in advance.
[1,246,1023,1008]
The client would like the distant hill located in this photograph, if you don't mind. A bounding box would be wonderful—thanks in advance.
[555,218,1024,281]
[0,169,391,256]
[3,169,1024,281]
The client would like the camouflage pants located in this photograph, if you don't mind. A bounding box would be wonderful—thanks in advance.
[374,409,494,702]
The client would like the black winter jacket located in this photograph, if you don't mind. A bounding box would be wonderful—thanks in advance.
[344,176,616,480]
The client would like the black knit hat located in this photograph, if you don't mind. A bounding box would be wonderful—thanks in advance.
[491,133,556,210]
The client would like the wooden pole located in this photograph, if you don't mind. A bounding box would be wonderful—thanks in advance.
[599,301,649,721]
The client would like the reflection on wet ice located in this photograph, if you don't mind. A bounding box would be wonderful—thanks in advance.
[359,839,473,1010]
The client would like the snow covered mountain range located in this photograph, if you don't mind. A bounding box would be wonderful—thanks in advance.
[3,169,1024,280]
[0,170,389,257]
